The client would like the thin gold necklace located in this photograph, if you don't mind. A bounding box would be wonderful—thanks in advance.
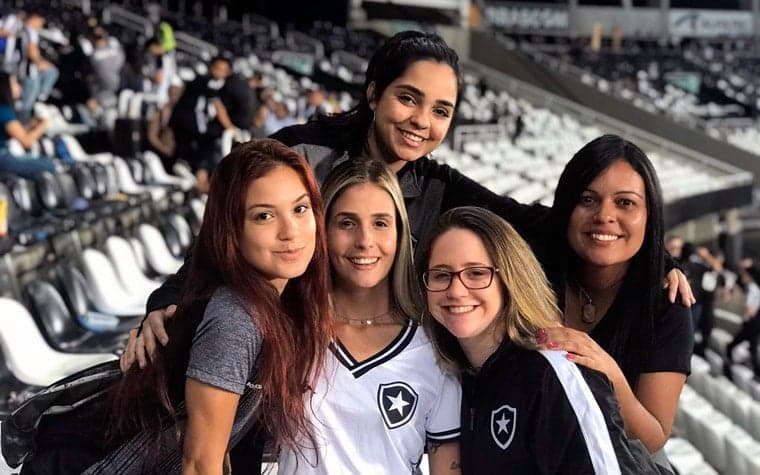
[333,309,398,326]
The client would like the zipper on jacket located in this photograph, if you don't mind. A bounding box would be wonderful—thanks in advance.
[469,407,475,431]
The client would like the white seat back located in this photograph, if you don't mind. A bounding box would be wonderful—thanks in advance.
[138,224,183,275]
[0,298,116,386]
[81,248,146,316]
[105,236,162,298]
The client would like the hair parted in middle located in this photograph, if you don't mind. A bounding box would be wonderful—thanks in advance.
[321,157,424,321]
[111,138,332,455]
[318,30,461,156]
[547,134,664,384]
[417,206,561,372]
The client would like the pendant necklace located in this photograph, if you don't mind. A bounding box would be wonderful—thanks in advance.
[576,284,597,324]
[573,278,624,325]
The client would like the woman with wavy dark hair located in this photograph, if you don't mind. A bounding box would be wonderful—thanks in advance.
[22,139,332,474]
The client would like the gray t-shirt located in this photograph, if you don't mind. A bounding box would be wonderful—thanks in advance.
[187,286,263,394]
[84,286,263,474]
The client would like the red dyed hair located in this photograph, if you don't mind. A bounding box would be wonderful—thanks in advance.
[111,139,331,454]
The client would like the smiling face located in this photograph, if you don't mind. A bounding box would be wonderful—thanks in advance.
[367,60,457,171]
[567,160,647,277]
[425,227,504,346]
[327,183,397,293]
[241,165,317,293]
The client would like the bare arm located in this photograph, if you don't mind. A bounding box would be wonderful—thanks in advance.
[182,378,240,475]
[212,99,235,130]
[616,372,687,452]
[6,117,47,149]
[539,327,686,452]
[427,441,460,474]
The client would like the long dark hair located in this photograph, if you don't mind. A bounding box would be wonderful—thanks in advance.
[0,72,14,108]
[111,139,332,454]
[548,134,665,385]
[317,30,461,156]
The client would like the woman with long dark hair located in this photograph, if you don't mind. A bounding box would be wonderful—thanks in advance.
[131,30,691,369]
[23,139,332,473]
[536,135,693,466]
[0,71,58,178]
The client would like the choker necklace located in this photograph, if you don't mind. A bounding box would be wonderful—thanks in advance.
[573,279,624,325]
[334,309,397,326]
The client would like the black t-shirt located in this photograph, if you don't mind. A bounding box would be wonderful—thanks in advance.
[591,299,693,386]
[170,75,224,133]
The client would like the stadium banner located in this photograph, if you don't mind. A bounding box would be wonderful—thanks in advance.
[481,1,569,33]
[362,0,465,10]
[669,9,753,38]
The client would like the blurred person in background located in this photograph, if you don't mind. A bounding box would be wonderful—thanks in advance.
[169,55,234,193]
[0,71,57,178]
[726,265,760,380]
[16,9,58,123]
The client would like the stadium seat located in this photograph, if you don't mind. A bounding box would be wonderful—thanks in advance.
[137,223,183,275]
[105,235,163,299]
[732,363,756,394]
[664,437,712,475]
[113,157,166,202]
[80,248,146,316]
[0,298,116,387]
[142,151,193,191]
[724,425,760,475]
[709,328,734,358]
[704,348,725,377]
[695,409,732,472]
[689,354,711,395]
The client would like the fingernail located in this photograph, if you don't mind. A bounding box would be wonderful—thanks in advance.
[566,353,575,360]
[547,342,558,350]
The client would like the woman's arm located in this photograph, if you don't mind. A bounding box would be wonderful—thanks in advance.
[616,371,686,452]
[427,441,460,474]
[538,327,686,452]
[183,378,240,475]
[6,117,47,149]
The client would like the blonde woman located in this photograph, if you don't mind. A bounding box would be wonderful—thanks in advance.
[277,157,461,473]
[419,206,659,474]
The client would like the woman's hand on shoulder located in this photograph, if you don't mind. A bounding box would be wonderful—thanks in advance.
[665,268,696,307]
[119,304,176,371]
[536,327,624,386]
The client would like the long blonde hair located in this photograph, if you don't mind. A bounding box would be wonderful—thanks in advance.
[321,157,424,321]
[418,206,561,372]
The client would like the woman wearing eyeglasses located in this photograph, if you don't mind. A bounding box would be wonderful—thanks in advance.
[418,206,660,474]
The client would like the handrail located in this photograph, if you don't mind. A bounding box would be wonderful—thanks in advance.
[102,5,154,38]
[173,31,219,62]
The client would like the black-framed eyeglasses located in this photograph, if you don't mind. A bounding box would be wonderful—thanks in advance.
[422,266,499,292]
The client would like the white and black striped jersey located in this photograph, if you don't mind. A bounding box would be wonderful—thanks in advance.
[277,321,461,474]
[460,340,663,474]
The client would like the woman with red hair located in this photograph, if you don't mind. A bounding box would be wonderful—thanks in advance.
[22,139,332,474]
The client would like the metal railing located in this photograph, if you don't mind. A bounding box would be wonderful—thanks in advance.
[102,5,154,38]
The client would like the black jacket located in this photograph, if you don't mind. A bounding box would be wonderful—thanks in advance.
[460,339,664,474]
[146,121,550,312]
